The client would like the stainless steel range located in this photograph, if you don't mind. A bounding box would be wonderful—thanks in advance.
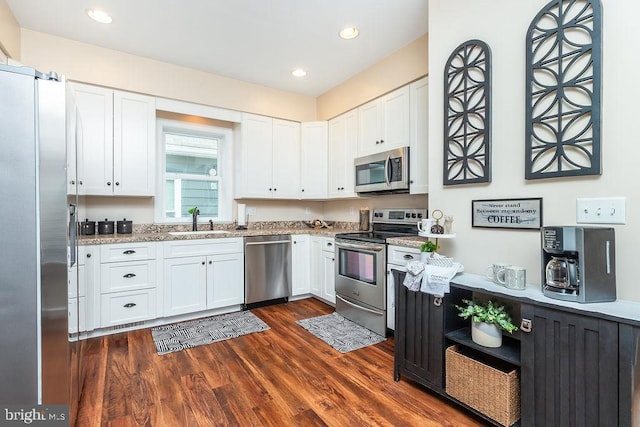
[335,208,426,336]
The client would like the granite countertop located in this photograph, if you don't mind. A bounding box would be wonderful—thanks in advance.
[78,221,350,245]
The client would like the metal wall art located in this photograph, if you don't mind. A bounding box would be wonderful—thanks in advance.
[443,39,492,185]
[525,0,602,179]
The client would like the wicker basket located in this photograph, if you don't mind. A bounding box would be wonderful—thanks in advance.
[445,345,520,426]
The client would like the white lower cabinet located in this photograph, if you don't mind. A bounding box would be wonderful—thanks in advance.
[386,245,421,331]
[292,234,311,296]
[98,242,159,328]
[69,245,99,334]
[310,236,335,304]
[163,238,244,317]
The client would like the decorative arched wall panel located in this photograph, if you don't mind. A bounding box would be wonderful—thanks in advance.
[443,40,492,185]
[525,0,602,179]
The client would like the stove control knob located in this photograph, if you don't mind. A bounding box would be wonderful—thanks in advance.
[417,213,423,219]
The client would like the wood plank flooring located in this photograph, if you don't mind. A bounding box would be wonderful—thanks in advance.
[77,298,483,426]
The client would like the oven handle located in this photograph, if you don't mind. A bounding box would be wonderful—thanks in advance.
[385,154,391,186]
[335,241,385,252]
[336,295,385,315]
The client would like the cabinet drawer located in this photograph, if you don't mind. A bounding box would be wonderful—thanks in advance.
[101,260,156,293]
[100,289,157,327]
[68,264,87,298]
[388,245,420,266]
[163,238,243,258]
[322,237,335,252]
[100,242,156,262]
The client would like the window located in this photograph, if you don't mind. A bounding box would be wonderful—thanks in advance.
[156,118,233,222]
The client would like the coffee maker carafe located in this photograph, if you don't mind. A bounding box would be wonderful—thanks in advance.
[541,226,616,303]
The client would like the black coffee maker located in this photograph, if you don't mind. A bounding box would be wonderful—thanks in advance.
[541,226,616,303]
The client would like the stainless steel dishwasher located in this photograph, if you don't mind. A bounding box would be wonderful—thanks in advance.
[244,235,292,308]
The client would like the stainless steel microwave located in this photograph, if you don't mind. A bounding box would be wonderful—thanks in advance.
[354,147,409,194]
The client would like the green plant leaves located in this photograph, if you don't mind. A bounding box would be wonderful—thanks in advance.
[455,298,518,333]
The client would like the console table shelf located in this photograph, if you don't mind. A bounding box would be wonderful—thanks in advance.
[445,327,521,366]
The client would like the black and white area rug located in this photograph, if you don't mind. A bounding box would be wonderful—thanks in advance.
[151,311,270,355]
[296,312,386,353]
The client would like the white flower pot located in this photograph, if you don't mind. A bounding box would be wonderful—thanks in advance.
[421,252,433,262]
[471,321,502,348]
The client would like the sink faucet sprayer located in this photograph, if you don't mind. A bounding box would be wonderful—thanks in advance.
[192,207,200,231]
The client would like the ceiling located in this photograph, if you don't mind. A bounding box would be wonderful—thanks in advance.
[6,0,428,97]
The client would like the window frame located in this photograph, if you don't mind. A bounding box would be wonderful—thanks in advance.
[154,118,233,223]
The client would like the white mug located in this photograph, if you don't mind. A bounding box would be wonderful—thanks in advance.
[417,219,436,233]
[497,266,526,290]
[485,262,510,283]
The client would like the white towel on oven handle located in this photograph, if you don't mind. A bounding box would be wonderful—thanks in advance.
[402,260,425,292]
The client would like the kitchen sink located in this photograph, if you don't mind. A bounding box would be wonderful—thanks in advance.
[168,230,230,236]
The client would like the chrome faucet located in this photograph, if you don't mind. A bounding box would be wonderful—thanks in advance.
[192,207,200,231]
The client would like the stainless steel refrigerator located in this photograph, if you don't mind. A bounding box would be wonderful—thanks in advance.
[0,63,78,418]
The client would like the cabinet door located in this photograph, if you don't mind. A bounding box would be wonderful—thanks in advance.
[381,85,410,151]
[321,249,336,304]
[163,256,207,316]
[272,119,301,198]
[206,253,244,309]
[300,121,328,199]
[113,91,156,196]
[619,324,640,427]
[520,304,619,427]
[71,83,113,196]
[357,99,382,155]
[292,235,311,296]
[393,269,444,389]
[328,110,357,198]
[309,237,323,296]
[409,77,429,194]
[239,113,273,198]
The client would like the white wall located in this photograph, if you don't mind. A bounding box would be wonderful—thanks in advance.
[429,0,640,301]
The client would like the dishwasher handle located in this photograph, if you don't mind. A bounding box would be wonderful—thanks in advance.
[245,240,291,246]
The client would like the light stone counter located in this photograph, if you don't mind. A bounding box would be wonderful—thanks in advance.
[78,221,352,245]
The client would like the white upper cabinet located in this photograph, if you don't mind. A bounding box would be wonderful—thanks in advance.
[236,113,301,199]
[409,77,429,194]
[357,85,410,156]
[328,110,357,198]
[113,91,156,196]
[272,118,301,198]
[300,121,328,199]
[70,83,156,196]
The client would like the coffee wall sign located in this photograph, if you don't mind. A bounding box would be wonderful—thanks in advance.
[472,198,542,230]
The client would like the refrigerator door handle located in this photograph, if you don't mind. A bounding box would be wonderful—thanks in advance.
[69,204,77,267]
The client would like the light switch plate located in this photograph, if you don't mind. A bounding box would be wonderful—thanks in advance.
[576,197,626,224]
[246,207,257,216]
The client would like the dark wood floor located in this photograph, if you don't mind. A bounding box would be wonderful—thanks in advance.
[77,298,483,426]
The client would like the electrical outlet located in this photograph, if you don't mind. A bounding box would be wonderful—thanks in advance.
[246,207,257,216]
[349,207,355,216]
[576,197,626,224]
[304,207,311,215]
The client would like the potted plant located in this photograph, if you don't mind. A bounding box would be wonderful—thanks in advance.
[455,299,518,348]
[419,240,439,262]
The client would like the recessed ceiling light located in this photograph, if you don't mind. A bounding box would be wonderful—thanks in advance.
[87,9,113,24]
[292,69,307,77]
[339,27,359,40]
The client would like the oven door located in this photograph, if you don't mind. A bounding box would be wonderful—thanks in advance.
[335,239,386,310]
